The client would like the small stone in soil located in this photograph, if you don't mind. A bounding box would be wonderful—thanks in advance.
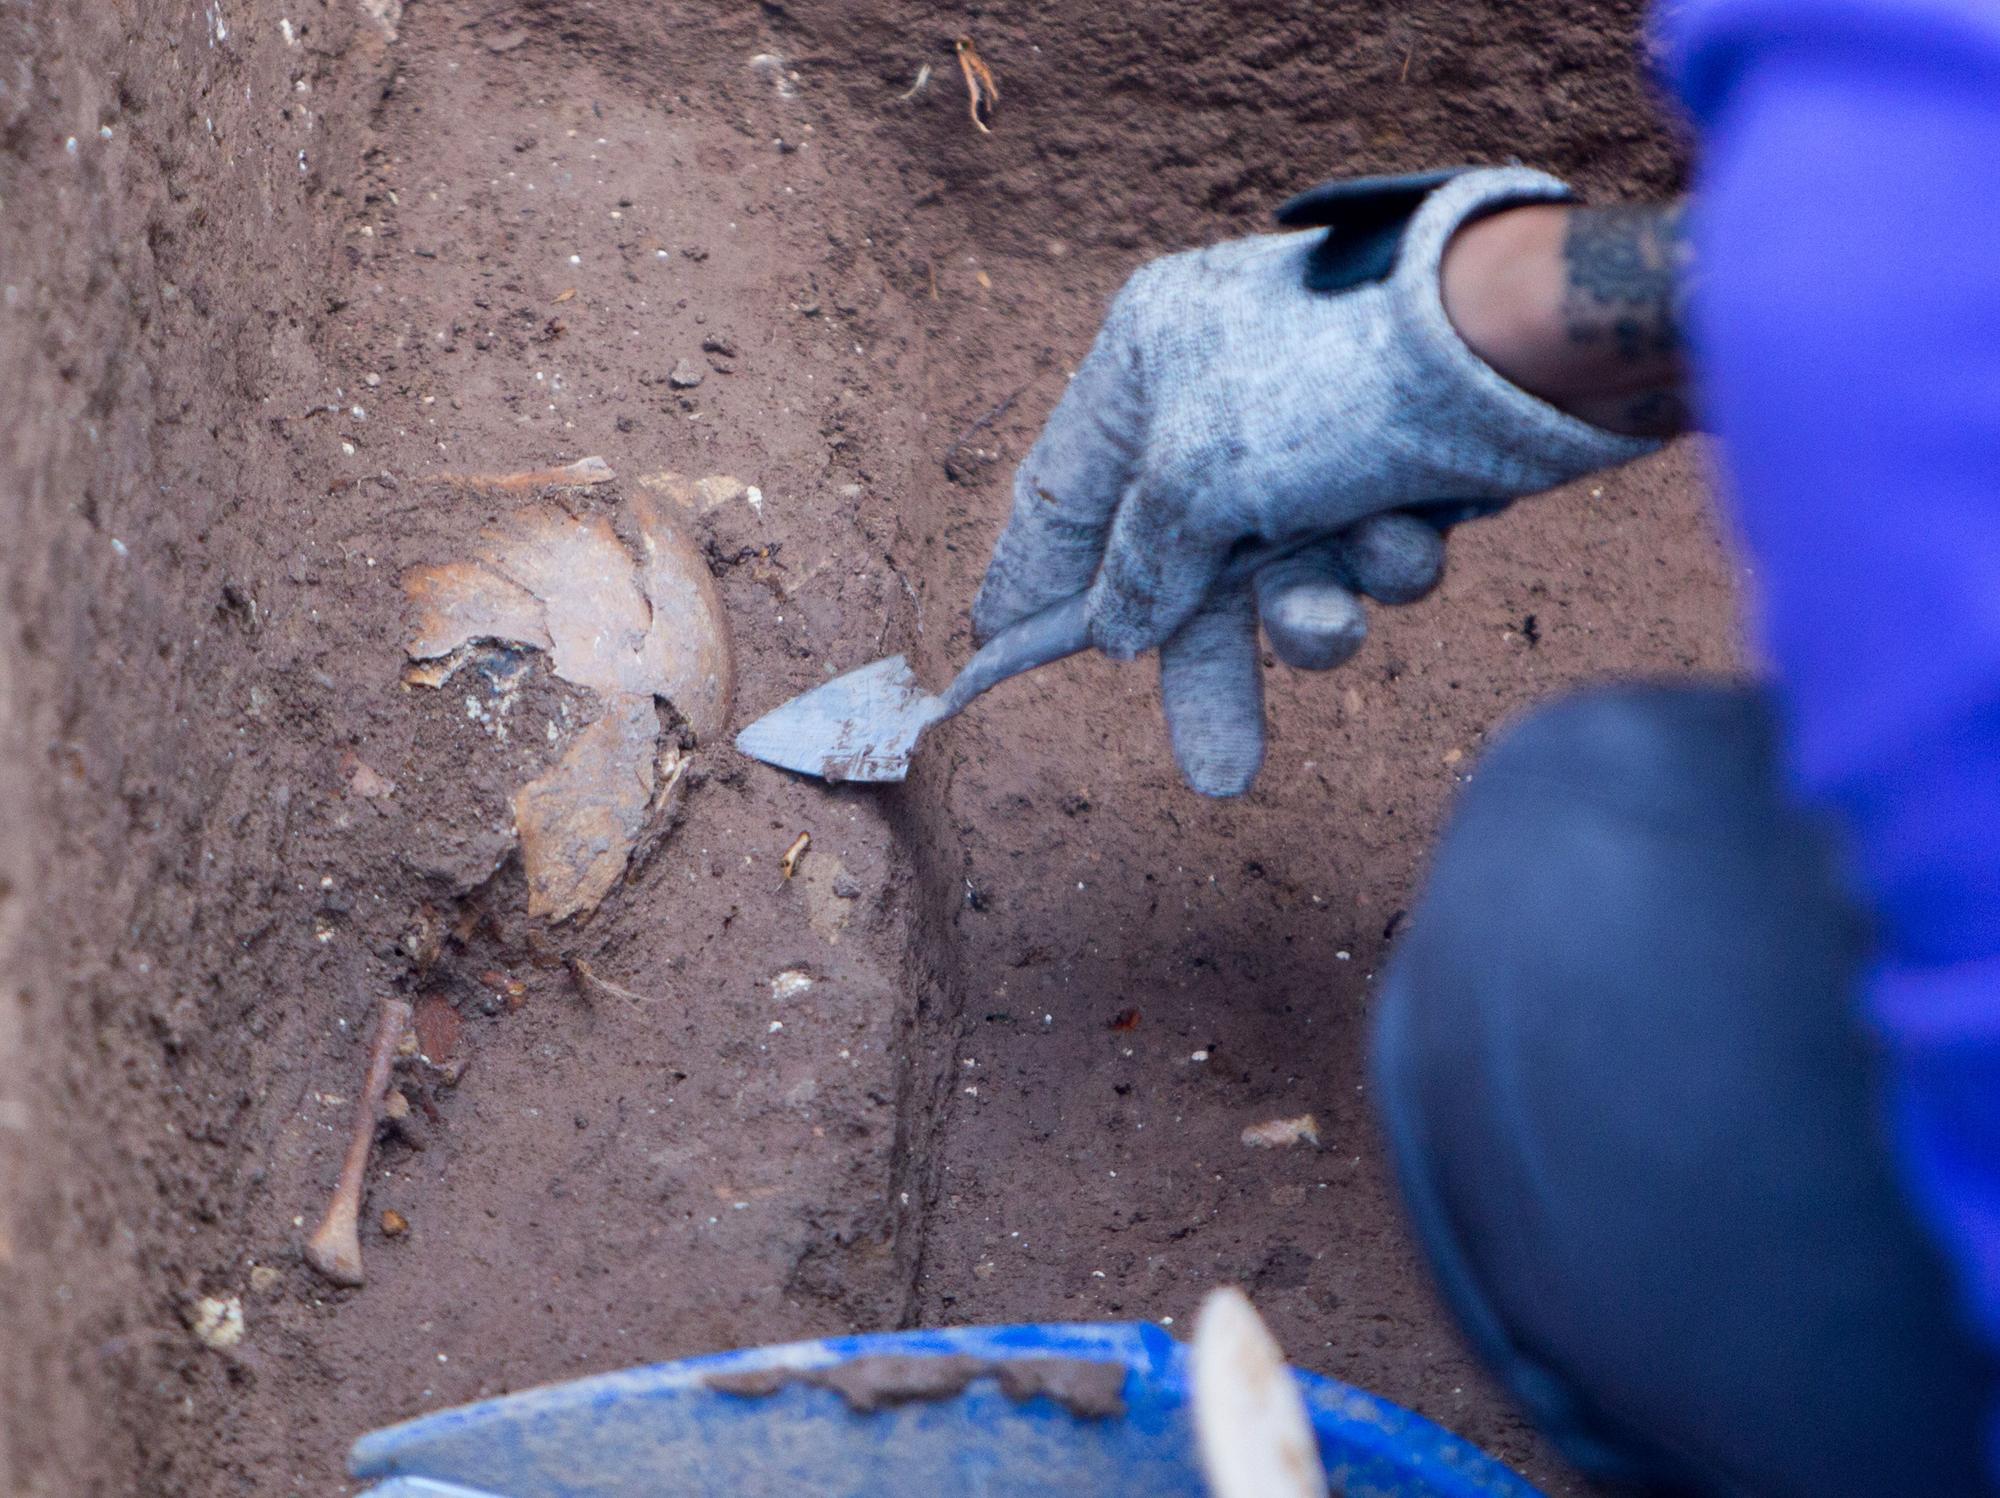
[381,1209,409,1237]
[668,359,704,389]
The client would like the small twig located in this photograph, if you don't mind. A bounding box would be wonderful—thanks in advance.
[887,558,924,640]
[941,383,1029,481]
[304,997,413,1287]
[955,37,998,133]
[895,62,933,102]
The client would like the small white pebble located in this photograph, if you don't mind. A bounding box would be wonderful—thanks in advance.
[1190,1049,1209,1063]
[65,137,78,155]
[568,254,582,266]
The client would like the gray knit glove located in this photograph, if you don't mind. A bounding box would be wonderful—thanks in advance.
[973,167,1656,795]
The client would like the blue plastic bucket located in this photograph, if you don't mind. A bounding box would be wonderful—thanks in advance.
[350,1321,1541,1497]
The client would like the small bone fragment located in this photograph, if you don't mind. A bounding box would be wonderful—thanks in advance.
[1240,1114,1321,1149]
[427,456,614,493]
[515,702,661,920]
[749,53,799,99]
[1192,1287,1329,1498]
[770,968,815,999]
[358,0,402,42]
[569,955,656,1007]
[403,561,551,661]
[304,997,413,1287]
[186,1294,245,1350]
[781,831,810,881]
[402,496,732,922]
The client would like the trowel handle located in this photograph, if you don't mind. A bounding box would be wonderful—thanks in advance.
[937,535,1317,718]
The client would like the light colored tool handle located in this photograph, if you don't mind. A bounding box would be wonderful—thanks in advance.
[936,536,1316,719]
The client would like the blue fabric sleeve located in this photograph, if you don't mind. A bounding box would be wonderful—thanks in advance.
[1663,0,2000,1445]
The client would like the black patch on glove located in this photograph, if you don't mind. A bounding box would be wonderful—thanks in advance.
[1275,168,1474,293]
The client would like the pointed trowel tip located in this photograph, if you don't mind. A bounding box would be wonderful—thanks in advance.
[733,654,934,783]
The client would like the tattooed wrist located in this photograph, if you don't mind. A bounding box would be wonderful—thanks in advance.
[1441,197,1694,438]
[1561,202,1691,365]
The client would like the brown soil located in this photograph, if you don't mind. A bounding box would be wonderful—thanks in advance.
[0,1,1736,1494]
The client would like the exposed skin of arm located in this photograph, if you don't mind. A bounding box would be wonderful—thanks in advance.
[1440,200,1693,437]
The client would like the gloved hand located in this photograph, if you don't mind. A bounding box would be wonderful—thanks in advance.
[972,166,1657,795]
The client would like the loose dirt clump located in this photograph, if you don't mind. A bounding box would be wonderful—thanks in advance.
[1,1,1731,1493]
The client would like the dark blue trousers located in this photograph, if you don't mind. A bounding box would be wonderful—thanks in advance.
[1374,685,1994,1496]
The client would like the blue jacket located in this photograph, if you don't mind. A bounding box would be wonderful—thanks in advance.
[1667,0,2000,1463]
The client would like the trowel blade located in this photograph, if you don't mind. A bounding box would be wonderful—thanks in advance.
[733,654,944,783]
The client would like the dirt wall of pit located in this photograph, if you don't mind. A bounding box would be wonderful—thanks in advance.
[1,2,389,1489]
[0,3,1737,1494]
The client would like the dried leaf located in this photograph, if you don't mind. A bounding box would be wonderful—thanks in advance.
[554,287,577,303]
[1109,1007,1141,1032]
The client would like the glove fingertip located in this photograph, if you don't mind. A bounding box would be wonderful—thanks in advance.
[1346,513,1447,605]
[1160,592,1266,797]
[1256,570,1368,672]
[1171,725,1266,798]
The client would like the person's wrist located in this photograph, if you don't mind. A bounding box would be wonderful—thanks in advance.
[1440,204,1578,403]
[1386,170,1663,476]
[1441,200,1691,438]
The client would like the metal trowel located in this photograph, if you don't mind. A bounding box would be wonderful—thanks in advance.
[734,537,1323,783]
